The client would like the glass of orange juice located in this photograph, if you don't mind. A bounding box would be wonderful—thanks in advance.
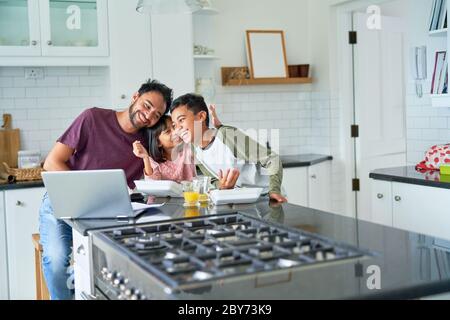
[196,176,211,203]
[181,181,200,207]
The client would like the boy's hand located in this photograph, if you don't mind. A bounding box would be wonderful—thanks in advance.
[218,168,240,189]
[133,141,149,159]
[209,105,223,128]
[269,193,288,203]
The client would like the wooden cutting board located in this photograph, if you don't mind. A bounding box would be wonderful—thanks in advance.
[0,114,20,169]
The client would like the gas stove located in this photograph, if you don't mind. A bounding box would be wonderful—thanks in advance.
[91,213,371,300]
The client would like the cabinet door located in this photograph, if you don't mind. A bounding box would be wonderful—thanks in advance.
[39,0,108,56]
[108,0,152,109]
[73,229,92,300]
[151,13,195,97]
[370,180,393,227]
[5,187,45,300]
[0,192,8,300]
[282,167,308,207]
[393,182,450,240]
[308,162,331,212]
[0,0,41,56]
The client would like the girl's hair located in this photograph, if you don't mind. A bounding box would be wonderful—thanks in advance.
[148,115,172,163]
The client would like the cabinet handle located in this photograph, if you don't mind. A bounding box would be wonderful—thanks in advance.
[310,174,317,179]
[47,40,53,46]
[121,94,126,100]
[77,244,86,256]
[31,40,38,46]
[377,193,384,199]
[16,201,24,207]
[394,196,402,202]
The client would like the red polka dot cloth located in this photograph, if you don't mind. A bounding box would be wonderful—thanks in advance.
[416,144,450,171]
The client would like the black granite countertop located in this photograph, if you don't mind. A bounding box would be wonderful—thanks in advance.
[280,154,333,168]
[0,180,44,191]
[67,197,450,299]
[370,166,450,189]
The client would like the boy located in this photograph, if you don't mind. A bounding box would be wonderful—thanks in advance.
[170,93,287,203]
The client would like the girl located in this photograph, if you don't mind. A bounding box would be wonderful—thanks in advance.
[133,115,195,182]
[133,105,222,182]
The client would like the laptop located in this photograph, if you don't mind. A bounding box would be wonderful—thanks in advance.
[42,169,152,219]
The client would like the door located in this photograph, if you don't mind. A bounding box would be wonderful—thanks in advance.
[0,0,41,56]
[353,13,407,222]
[39,0,108,56]
[5,188,45,300]
[308,162,331,212]
[282,167,308,207]
[108,0,152,109]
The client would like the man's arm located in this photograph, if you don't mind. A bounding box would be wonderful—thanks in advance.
[43,142,74,171]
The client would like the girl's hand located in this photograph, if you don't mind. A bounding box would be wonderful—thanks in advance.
[209,105,223,128]
[133,141,149,159]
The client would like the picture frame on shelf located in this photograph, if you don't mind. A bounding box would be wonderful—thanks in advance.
[245,30,289,79]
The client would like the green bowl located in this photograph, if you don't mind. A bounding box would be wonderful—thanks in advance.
[440,165,450,175]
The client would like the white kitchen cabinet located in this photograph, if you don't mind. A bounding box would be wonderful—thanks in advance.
[282,161,332,211]
[5,187,45,300]
[73,229,92,300]
[371,179,450,240]
[392,182,450,241]
[370,179,393,227]
[0,0,109,57]
[0,191,8,300]
[151,13,195,97]
[108,0,152,109]
[308,161,331,212]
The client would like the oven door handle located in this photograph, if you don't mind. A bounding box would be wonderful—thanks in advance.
[81,291,98,300]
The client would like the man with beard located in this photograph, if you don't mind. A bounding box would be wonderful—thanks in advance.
[39,79,173,300]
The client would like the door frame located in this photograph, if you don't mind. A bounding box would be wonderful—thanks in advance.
[329,0,397,218]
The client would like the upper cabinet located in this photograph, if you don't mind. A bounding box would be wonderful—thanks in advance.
[0,0,109,58]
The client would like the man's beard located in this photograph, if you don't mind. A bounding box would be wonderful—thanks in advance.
[128,101,143,130]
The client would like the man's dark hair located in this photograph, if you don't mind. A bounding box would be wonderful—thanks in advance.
[148,115,172,163]
[138,79,173,114]
[170,93,210,127]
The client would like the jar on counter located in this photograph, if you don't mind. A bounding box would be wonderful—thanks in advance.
[18,150,41,169]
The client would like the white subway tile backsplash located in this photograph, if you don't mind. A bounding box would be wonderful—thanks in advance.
[59,76,80,87]
[3,87,25,98]
[0,66,110,158]
[26,87,48,98]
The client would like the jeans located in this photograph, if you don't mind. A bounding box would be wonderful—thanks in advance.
[39,193,74,300]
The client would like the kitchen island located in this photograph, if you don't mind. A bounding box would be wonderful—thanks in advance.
[67,197,450,300]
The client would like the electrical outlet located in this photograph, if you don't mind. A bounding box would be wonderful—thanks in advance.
[25,67,44,80]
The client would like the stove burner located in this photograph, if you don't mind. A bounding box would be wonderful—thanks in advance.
[103,213,367,288]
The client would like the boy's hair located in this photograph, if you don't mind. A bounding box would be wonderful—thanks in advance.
[138,79,173,114]
[148,115,172,163]
[170,93,210,127]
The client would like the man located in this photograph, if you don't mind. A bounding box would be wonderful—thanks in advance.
[39,79,173,300]
[170,93,287,202]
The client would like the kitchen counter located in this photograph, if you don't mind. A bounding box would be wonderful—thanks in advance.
[280,154,332,168]
[67,197,450,299]
[0,180,44,191]
[370,166,450,189]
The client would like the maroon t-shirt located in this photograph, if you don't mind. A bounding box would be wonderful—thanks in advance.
[57,108,148,188]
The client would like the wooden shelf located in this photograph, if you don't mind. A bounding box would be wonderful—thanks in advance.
[221,66,312,86]
[224,77,312,86]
